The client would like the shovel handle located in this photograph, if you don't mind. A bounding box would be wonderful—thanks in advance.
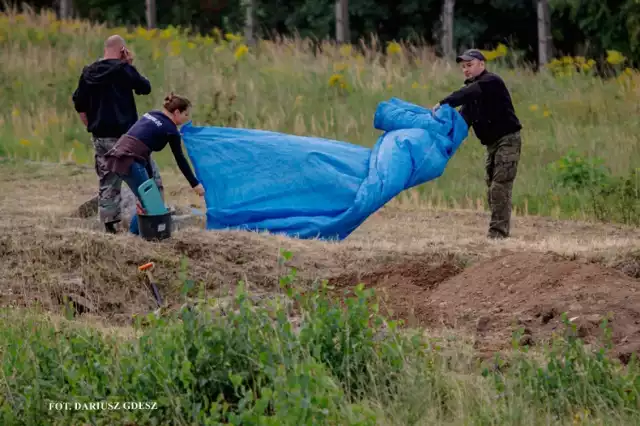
[138,262,154,272]
[138,262,162,306]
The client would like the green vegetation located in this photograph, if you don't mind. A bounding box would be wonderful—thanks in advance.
[17,0,640,66]
[1,11,638,224]
[1,254,639,425]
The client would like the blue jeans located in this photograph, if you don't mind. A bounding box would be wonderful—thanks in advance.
[120,161,151,235]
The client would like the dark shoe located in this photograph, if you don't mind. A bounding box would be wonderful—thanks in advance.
[105,221,118,234]
[487,231,508,240]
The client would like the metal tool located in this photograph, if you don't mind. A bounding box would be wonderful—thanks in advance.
[138,262,163,307]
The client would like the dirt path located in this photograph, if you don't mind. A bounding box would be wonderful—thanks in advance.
[1,162,639,360]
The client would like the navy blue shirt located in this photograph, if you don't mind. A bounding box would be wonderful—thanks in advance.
[126,110,199,187]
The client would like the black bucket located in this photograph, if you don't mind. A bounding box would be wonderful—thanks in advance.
[138,212,172,241]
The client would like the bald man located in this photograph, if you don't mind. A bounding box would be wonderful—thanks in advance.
[72,35,154,234]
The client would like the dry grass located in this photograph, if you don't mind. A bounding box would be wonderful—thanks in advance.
[1,9,639,224]
[2,10,640,426]
[1,161,638,329]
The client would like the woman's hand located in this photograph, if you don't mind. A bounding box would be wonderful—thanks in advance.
[136,200,146,214]
[193,184,205,197]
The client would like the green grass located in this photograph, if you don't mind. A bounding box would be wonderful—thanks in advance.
[2,9,640,425]
[1,10,639,224]
[1,257,639,425]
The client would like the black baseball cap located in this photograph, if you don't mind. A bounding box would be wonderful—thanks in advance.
[456,49,486,63]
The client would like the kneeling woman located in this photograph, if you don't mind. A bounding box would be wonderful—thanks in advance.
[105,93,204,234]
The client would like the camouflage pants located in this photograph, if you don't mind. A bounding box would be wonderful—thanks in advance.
[92,136,164,224]
[484,132,522,238]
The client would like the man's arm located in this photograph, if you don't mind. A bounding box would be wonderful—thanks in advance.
[78,112,88,127]
[439,81,483,108]
[124,64,152,95]
[72,72,90,127]
[458,105,472,126]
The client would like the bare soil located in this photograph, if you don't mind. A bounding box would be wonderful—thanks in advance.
[1,161,639,361]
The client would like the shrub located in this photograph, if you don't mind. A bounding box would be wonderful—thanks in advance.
[550,151,639,225]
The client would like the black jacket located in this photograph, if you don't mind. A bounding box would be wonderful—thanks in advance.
[439,70,521,145]
[72,59,152,138]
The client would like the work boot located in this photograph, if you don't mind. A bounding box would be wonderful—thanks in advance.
[487,231,508,240]
[105,221,118,234]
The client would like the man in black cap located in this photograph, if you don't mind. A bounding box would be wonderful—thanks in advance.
[434,48,522,239]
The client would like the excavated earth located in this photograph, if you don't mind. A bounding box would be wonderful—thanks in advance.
[1,162,639,362]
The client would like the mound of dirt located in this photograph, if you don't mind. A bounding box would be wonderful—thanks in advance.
[0,221,465,325]
[422,253,640,362]
[2,215,639,362]
[332,254,464,326]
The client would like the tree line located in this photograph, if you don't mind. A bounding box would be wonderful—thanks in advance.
[7,0,640,67]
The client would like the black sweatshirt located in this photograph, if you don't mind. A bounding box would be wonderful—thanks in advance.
[72,59,152,138]
[439,70,522,145]
[126,110,200,188]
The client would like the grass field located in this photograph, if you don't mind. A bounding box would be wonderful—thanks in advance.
[1,161,639,425]
[1,10,638,224]
[1,8,640,425]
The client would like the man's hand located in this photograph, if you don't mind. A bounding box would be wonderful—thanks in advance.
[78,112,88,127]
[122,47,134,65]
[193,184,205,197]
[433,103,441,111]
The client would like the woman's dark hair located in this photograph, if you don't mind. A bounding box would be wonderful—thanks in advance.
[163,92,191,113]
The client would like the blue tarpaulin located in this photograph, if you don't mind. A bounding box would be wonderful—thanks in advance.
[181,97,468,240]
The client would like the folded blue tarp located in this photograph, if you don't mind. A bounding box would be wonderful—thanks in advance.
[181,97,468,240]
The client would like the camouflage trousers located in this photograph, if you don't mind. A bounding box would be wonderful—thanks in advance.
[484,132,522,238]
[92,136,163,224]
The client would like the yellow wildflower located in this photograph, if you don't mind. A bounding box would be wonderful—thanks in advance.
[160,28,174,39]
[529,104,539,112]
[481,50,499,61]
[19,139,30,146]
[211,27,222,41]
[135,27,155,41]
[225,32,242,42]
[11,108,19,117]
[547,58,561,69]
[328,73,345,87]
[339,44,352,57]
[606,50,626,65]
[543,110,551,117]
[169,40,181,57]
[411,82,420,89]
[495,43,508,57]
[386,41,402,56]
[234,44,249,60]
